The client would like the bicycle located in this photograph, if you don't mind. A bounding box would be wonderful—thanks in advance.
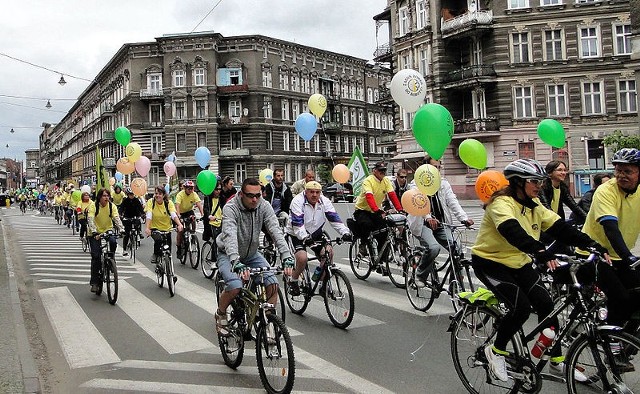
[123,217,143,262]
[405,223,476,313]
[449,251,640,394]
[93,230,119,305]
[178,215,201,269]
[201,237,218,279]
[19,200,26,214]
[151,229,178,297]
[348,213,409,288]
[284,234,355,329]
[215,266,295,394]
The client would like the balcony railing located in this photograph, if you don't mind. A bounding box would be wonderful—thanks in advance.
[219,148,251,158]
[139,88,164,98]
[444,64,497,84]
[441,10,493,37]
[322,121,342,131]
[378,133,396,144]
[217,84,249,94]
[454,117,498,134]
[373,43,391,59]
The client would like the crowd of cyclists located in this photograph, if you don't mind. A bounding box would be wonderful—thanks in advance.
[7,146,640,392]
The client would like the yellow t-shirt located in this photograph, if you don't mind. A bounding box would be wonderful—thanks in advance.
[87,201,119,233]
[354,175,394,212]
[579,179,640,260]
[472,196,560,269]
[145,199,177,232]
[209,197,222,228]
[54,195,64,206]
[175,190,201,214]
[551,187,561,214]
[112,191,125,206]
[77,200,93,219]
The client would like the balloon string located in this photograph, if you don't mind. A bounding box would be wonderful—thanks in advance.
[409,313,443,362]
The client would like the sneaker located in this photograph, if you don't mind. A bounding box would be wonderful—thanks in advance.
[215,310,229,336]
[288,280,301,296]
[150,254,158,265]
[376,265,389,276]
[415,274,429,289]
[549,362,588,383]
[122,251,129,257]
[90,284,98,293]
[484,346,509,382]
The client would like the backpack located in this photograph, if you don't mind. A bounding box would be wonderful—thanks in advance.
[152,199,170,216]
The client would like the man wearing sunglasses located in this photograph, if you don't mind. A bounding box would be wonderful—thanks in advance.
[214,178,295,336]
[175,180,204,259]
[383,169,409,211]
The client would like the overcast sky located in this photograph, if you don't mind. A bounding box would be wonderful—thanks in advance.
[0,0,389,162]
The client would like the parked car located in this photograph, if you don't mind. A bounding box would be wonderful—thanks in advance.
[322,182,354,203]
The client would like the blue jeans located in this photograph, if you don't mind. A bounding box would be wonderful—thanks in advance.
[217,251,277,291]
[415,225,457,278]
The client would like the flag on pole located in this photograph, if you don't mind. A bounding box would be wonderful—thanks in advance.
[347,146,370,197]
[96,147,109,190]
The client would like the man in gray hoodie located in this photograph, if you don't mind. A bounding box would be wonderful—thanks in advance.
[215,178,294,335]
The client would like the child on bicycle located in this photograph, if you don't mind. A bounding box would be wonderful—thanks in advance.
[471,159,608,382]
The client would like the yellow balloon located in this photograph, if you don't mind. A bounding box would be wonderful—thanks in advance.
[131,177,148,197]
[116,157,136,175]
[414,164,441,196]
[125,142,142,163]
[259,168,274,186]
[308,94,327,118]
[332,164,351,183]
[108,177,116,186]
[401,188,431,216]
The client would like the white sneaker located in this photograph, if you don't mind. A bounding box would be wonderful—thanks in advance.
[549,362,588,383]
[484,346,509,382]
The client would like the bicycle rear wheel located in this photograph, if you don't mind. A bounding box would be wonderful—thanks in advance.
[200,241,217,279]
[105,258,118,305]
[566,329,640,393]
[166,256,175,297]
[405,254,436,312]
[387,241,408,289]
[188,235,200,269]
[323,269,354,329]
[349,237,373,280]
[218,299,246,369]
[256,313,295,394]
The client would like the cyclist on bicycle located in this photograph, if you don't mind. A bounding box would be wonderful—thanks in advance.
[87,188,124,294]
[174,180,204,259]
[144,186,183,267]
[53,190,64,219]
[76,191,93,240]
[472,158,608,382]
[111,184,125,213]
[264,168,293,217]
[286,181,352,295]
[18,192,27,212]
[120,187,145,256]
[203,183,223,243]
[215,178,295,335]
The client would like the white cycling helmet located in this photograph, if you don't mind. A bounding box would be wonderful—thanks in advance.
[504,159,547,180]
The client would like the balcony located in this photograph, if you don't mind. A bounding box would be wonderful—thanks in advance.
[378,133,397,144]
[443,64,497,89]
[373,43,392,63]
[452,117,499,136]
[219,148,251,159]
[441,10,493,39]
[102,131,115,141]
[217,84,249,95]
[322,121,342,132]
[139,88,164,99]
[218,115,249,126]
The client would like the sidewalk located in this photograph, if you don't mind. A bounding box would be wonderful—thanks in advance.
[0,208,41,393]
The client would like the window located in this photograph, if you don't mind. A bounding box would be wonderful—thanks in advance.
[342,108,349,125]
[359,109,364,126]
[336,135,341,152]
[265,131,272,150]
[541,0,561,4]
[382,115,388,130]
[374,89,379,101]
[518,142,535,159]
[367,88,374,103]
[512,32,530,63]
[375,113,381,128]
[399,6,409,36]
[281,99,289,120]
[263,97,272,118]
[547,84,567,116]
[195,99,206,119]
[231,131,242,149]
[304,139,310,151]
[229,100,241,117]
[294,134,300,151]
[150,103,162,126]
[587,139,605,169]
[350,109,356,126]
[314,135,320,152]
[151,135,163,154]
[229,69,240,85]
[292,101,299,119]
[234,163,246,183]
[344,135,350,152]
[174,70,185,87]
[583,81,603,115]
[283,131,290,151]
[368,113,374,127]
[197,132,206,147]
[291,75,299,91]
[544,30,563,61]
[149,167,159,188]
[279,73,289,90]
[194,68,205,86]
[514,86,534,118]
[416,0,428,30]
[369,137,376,153]
[619,80,637,113]
[615,24,632,55]
[419,48,430,76]
[262,70,272,88]
[176,132,186,152]
[174,101,185,120]
[579,27,600,58]
[509,0,530,8]
[149,74,161,92]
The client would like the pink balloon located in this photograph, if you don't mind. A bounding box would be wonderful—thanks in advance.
[135,155,151,177]
[164,161,177,177]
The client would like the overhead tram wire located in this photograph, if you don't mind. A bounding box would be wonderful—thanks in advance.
[189,0,225,33]
[0,101,67,114]
[0,52,95,83]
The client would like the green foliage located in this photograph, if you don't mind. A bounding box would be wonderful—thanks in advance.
[316,163,331,184]
[603,130,640,152]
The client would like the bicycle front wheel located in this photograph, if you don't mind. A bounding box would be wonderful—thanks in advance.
[405,254,436,312]
[105,258,118,305]
[566,329,640,393]
[323,269,354,329]
[256,313,295,394]
[165,256,175,297]
[188,235,200,269]
[349,237,372,280]
[200,241,217,279]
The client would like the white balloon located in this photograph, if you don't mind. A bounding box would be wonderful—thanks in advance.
[81,185,91,194]
[389,69,426,112]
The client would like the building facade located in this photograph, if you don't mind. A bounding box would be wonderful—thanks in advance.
[24,149,40,188]
[375,0,636,198]
[39,32,392,189]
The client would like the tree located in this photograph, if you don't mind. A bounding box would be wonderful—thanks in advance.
[316,163,331,184]
[603,130,640,152]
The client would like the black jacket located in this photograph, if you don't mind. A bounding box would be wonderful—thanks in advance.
[264,181,293,214]
[538,180,586,223]
[119,197,145,218]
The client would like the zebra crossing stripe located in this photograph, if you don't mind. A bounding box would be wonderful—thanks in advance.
[80,379,267,393]
[116,281,214,354]
[39,286,120,368]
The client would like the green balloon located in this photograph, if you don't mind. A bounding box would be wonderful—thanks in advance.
[537,119,565,148]
[412,103,454,160]
[459,138,487,170]
[71,190,82,203]
[114,126,131,147]
[196,170,218,195]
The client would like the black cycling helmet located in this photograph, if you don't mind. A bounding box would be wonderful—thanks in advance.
[504,159,547,180]
[612,148,640,166]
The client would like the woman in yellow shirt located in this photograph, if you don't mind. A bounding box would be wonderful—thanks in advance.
[145,186,183,265]
[76,192,93,240]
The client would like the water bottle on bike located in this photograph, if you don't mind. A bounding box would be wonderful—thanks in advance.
[531,326,555,359]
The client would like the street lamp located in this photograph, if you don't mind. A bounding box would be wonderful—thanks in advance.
[45,100,52,109]
[10,128,14,133]
[58,75,67,86]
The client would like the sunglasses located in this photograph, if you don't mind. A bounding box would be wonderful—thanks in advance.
[242,191,262,199]
[398,176,407,179]
[526,179,544,186]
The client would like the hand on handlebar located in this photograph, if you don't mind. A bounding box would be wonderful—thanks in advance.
[232,259,250,281]
[462,219,474,227]
[426,218,440,230]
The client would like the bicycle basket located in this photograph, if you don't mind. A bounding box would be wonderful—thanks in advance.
[458,288,498,307]
[386,213,406,227]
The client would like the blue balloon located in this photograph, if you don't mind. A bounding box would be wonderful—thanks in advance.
[164,184,170,194]
[295,113,317,142]
[167,154,176,162]
[194,146,211,169]
[114,171,124,181]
